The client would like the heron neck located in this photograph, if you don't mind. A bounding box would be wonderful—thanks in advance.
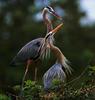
[43,10,53,33]
[49,43,64,64]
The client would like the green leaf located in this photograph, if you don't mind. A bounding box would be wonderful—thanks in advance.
[89,66,95,71]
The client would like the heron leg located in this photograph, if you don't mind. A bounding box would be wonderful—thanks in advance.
[20,60,32,96]
[34,67,37,81]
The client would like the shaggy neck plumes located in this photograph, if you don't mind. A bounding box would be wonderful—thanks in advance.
[49,43,64,63]
[49,43,72,74]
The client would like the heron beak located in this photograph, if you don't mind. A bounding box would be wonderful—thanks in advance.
[51,11,63,20]
[50,23,63,35]
[44,23,63,41]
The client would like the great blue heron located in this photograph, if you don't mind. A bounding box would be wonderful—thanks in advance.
[43,42,72,90]
[10,6,62,82]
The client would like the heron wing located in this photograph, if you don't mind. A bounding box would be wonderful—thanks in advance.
[12,38,43,64]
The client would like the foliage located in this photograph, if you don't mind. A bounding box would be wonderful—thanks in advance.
[89,66,95,71]
[0,94,11,100]
[23,80,43,100]
[9,66,95,100]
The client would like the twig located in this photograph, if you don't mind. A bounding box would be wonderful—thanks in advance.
[6,92,19,98]
[64,66,89,86]
[64,58,93,87]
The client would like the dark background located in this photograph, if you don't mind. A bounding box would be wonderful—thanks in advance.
[0,0,95,92]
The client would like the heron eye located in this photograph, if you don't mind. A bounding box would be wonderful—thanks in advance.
[46,6,54,12]
[46,6,50,10]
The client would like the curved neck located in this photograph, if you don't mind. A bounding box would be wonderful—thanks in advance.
[49,43,64,64]
[43,9,53,33]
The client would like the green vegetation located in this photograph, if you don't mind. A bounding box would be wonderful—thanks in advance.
[4,66,94,100]
[0,94,11,100]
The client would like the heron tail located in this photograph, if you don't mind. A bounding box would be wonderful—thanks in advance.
[10,60,17,67]
[10,56,18,67]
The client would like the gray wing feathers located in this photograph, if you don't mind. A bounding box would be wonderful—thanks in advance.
[43,63,66,89]
[13,38,43,63]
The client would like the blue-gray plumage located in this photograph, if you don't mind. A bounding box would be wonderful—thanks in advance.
[43,63,66,90]
[11,38,43,65]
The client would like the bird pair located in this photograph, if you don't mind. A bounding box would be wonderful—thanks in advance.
[11,6,71,92]
[42,7,72,90]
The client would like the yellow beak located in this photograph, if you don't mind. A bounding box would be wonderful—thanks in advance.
[44,23,63,41]
[50,23,63,35]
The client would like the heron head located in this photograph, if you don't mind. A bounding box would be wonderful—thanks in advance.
[45,23,63,44]
[45,6,63,20]
[40,23,63,59]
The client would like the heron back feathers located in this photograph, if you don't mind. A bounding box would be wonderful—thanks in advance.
[43,63,66,90]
